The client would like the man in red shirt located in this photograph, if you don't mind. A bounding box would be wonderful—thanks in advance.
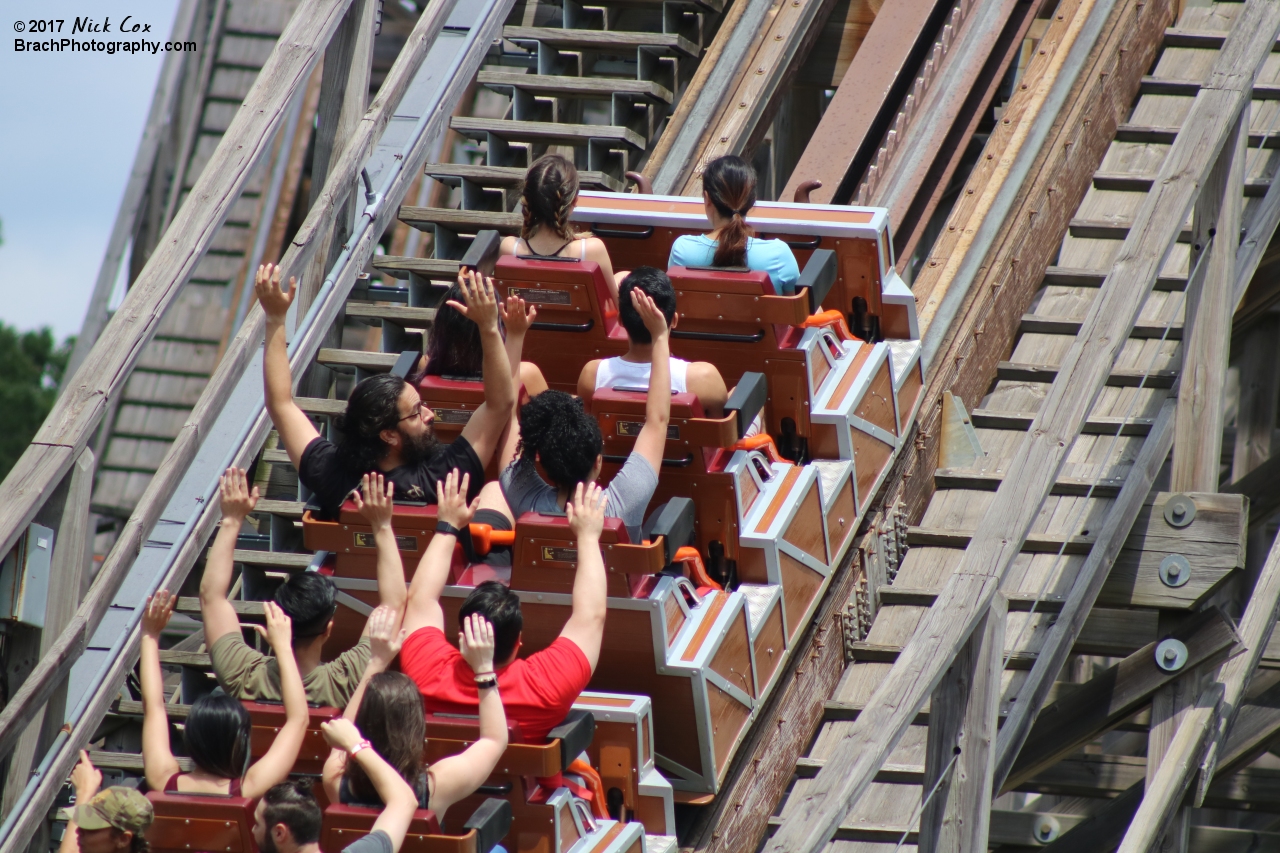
[399,468,608,741]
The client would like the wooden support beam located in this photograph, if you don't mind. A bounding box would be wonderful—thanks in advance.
[919,596,1004,853]
[1001,607,1240,792]
[1172,111,1246,491]
[0,450,93,812]
[992,397,1175,792]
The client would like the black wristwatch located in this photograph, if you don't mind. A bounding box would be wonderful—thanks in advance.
[474,677,498,690]
[436,521,461,537]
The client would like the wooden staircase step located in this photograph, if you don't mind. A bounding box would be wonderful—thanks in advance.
[296,397,348,416]
[316,348,401,372]
[1138,74,1280,99]
[398,206,522,235]
[905,526,1096,554]
[932,468,1127,497]
[370,255,461,281]
[345,303,437,327]
[997,360,1178,387]
[502,26,700,59]
[968,410,1155,435]
[1161,27,1280,51]
[426,161,624,191]
[450,116,647,150]
[477,70,673,104]
[1093,170,1269,196]
[1020,312,1183,339]
[1041,265,1186,291]
[1113,122,1280,148]
[1068,216,1193,243]
[254,499,306,517]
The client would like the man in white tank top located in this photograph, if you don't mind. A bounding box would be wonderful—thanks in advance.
[577,267,728,416]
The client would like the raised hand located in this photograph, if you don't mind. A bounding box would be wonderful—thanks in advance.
[459,613,496,674]
[447,269,500,332]
[352,472,395,531]
[254,601,294,651]
[255,263,296,323]
[320,717,364,752]
[141,590,175,639]
[70,750,102,801]
[499,293,537,337]
[630,288,669,340]
[367,604,408,667]
[219,467,259,524]
[566,482,607,540]
[435,468,478,530]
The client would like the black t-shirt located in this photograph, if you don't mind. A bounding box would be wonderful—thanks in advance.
[299,435,486,519]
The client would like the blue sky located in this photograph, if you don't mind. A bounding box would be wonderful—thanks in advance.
[0,1,180,340]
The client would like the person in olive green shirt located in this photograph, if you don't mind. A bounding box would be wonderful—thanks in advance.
[201,468,407,708]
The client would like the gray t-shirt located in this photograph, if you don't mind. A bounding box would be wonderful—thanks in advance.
[341,829,392,853]
[500,452,659,543]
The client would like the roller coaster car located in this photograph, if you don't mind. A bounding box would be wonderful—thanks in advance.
[492,254,629,394]
[422,710,647,853]
[431,506,772,796]
[145,791,256,853]
[568,191,918,341]
[244,700,338,776]
[322,798,513,853]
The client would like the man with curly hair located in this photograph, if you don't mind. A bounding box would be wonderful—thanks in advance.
[254,263,516,518]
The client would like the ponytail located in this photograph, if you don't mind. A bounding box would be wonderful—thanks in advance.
[702,155,757,268]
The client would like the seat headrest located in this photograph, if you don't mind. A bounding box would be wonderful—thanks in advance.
[667,264,776,295]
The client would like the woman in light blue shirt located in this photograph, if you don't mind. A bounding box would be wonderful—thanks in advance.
[668,155,800,293]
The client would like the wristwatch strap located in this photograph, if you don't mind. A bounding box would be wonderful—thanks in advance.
[474,677,498,690]
[436,521,461,537]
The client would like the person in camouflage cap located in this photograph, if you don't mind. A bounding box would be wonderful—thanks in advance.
[59,752,153,853]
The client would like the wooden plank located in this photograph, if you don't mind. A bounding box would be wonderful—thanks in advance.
[997,360,1177,387]
[1094,170,1269,196]
[933,468,1127,497]
[1223,452,1280,523]
[295,397,348,416]
[1039,783,1144,852]
[397,205,522,234]
[1139,74,1280,98]
[449,117,646,149]
[1113,123,1280,147]
[1172,111,1244,492]
[1020,312,1184,338]
[918,597,1004,853]
[993,398,1176,791]
[476,70,673,103]
[1042,265,1187,291]
[423,162,624,192]
[344,303,438,327]
[369,255,461,280]
[906,527,1095,554]
[502,26,700,57]
[1162,26,1280,49]
[1000,606,1240,792]
[316,348,400,371]
[969,410,1154,434]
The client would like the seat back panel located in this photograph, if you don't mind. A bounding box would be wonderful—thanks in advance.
[145,792,255,853]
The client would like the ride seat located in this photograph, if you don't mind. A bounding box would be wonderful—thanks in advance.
[497,254,628,392]
[322,799,512,853]
[503,513,666,599]
[145,791,255,853]
[243,701,338,776]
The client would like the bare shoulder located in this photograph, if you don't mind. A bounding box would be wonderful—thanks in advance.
[688,361,726,383]
[500,235,519,255]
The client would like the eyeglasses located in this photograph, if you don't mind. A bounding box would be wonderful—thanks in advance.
[398,400,428,423]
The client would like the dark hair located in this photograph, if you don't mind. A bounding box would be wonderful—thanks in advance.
[521,154,579,243]
[460,582,523,664]
[335,373,409,473]
[346,673,426,805]
[262,781,322,845]
[184,693,251,781]
[274,572,338,640]
[423,283,485,378]
[618,267,676,345]
[702,155,758,268]
[515,390,602,490]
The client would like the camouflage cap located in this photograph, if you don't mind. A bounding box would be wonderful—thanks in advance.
[73,787,154,836]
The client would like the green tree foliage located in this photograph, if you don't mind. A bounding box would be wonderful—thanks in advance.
[0,324,75,480]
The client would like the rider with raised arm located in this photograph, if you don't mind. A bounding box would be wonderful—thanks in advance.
[254,264,515,516]
[399,471,609,741]
[200,468,405,708]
